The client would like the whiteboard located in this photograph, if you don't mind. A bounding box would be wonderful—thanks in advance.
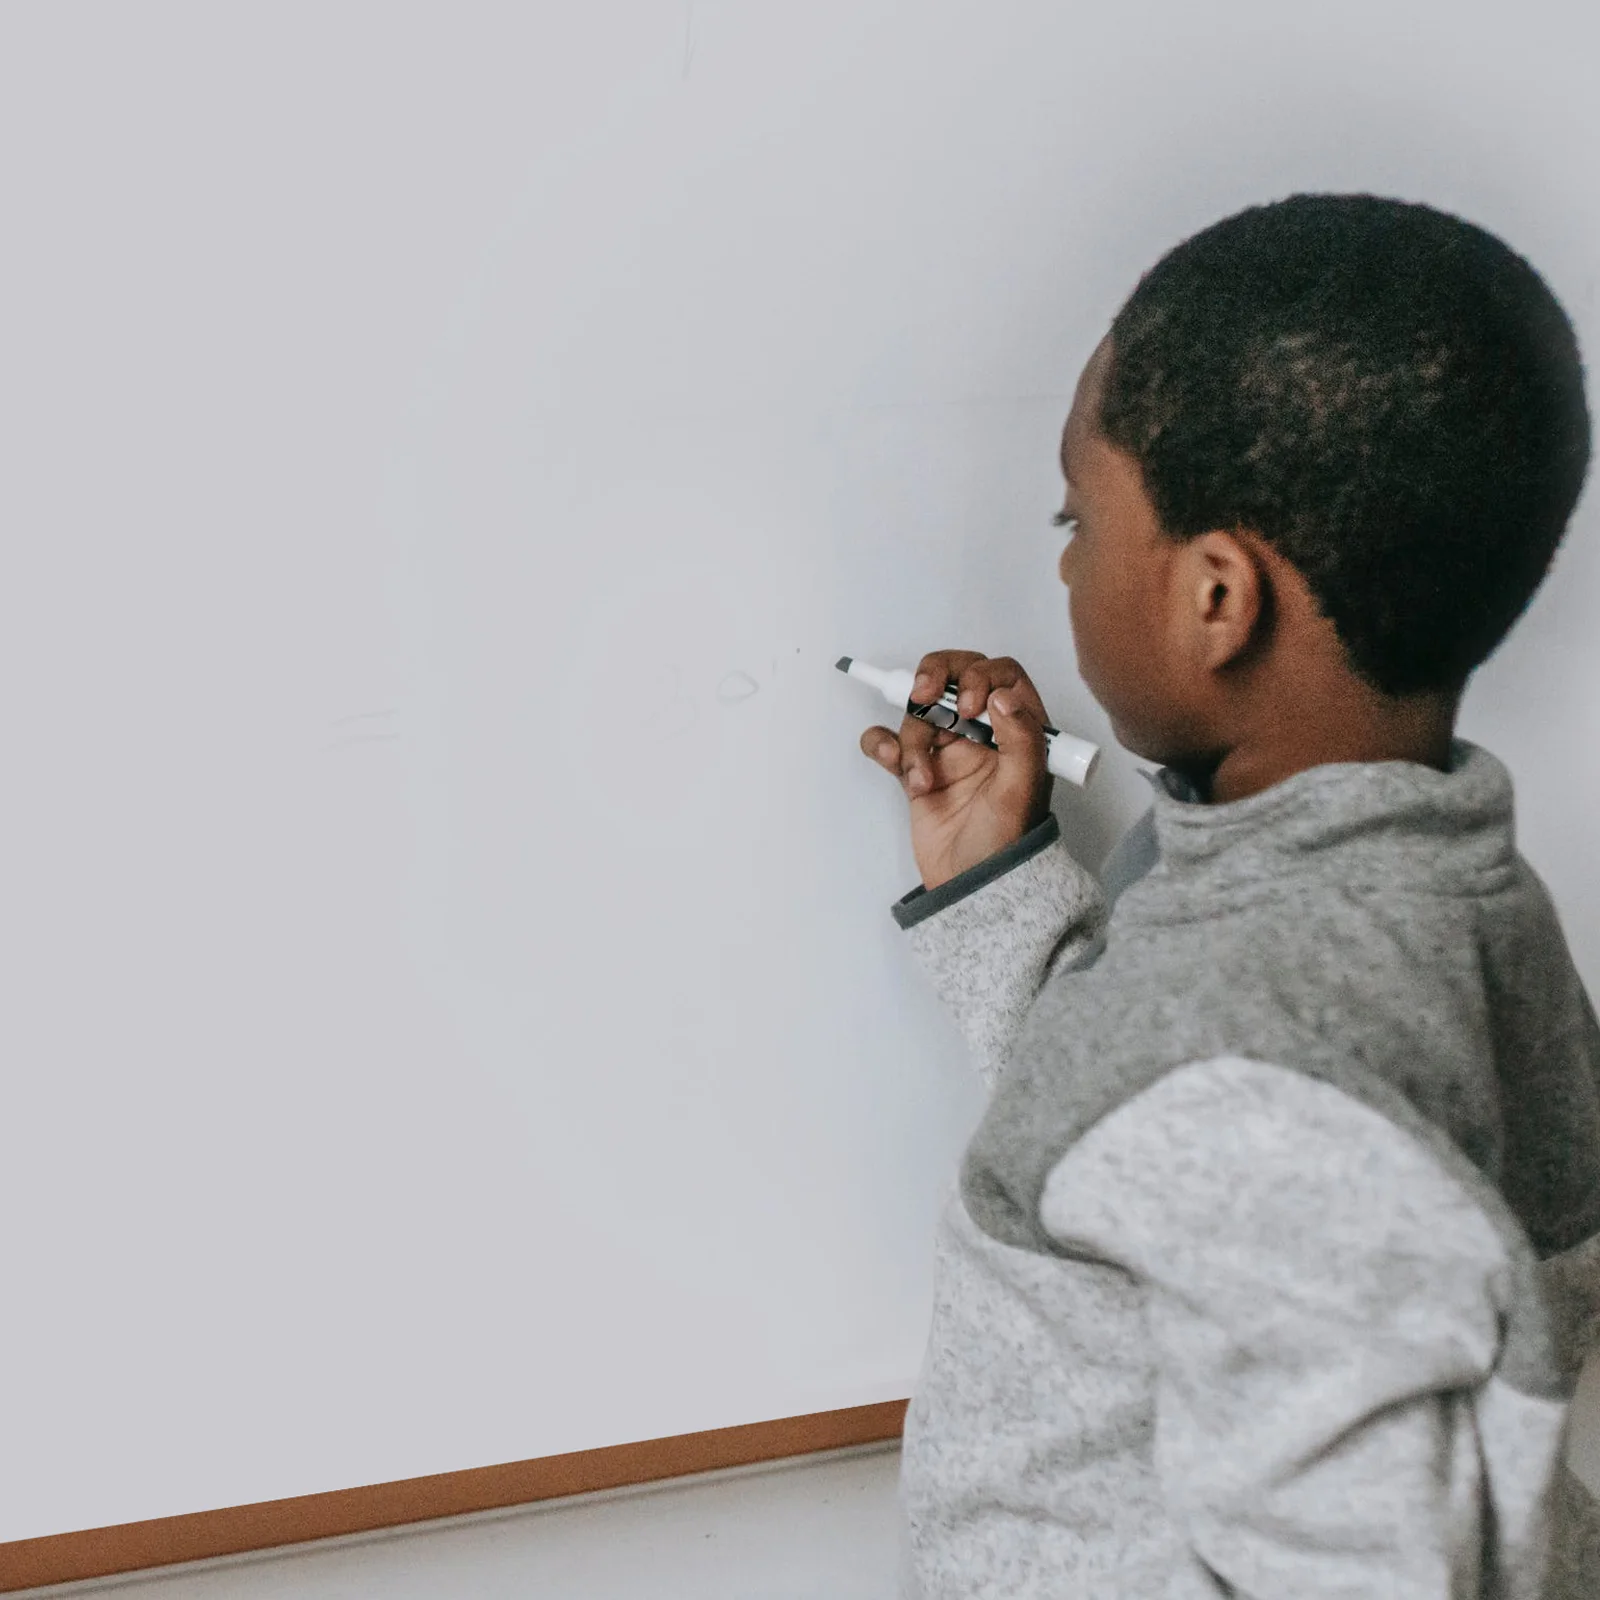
[1,0,1597,1543]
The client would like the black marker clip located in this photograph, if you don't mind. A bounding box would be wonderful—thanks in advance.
[907,685,998,750]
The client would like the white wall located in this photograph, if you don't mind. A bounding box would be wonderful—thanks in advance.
[3,0,1600,1569]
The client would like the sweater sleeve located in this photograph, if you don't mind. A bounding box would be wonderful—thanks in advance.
[890,812,1109,1092]
[1036,1054,1573,1598]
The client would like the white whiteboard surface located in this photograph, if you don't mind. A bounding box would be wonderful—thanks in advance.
[1,0,1596,1544]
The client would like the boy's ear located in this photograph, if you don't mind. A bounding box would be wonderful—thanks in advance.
[1189,529,1269,670]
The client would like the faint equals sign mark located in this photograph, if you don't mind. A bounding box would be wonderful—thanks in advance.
[325,709,400,752]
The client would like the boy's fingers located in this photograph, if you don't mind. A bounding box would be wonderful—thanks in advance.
[900,713,958,795]
[902,649,985,786]
[859,652,1049,812]
[909,650,986,706]
[860,726,951,798]
[980,676,1053,829]
[952,656,1049,724]
[860,727,902,772]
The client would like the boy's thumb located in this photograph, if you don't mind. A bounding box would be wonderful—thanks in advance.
[987,690,1049,808]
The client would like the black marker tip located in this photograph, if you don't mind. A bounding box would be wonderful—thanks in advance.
[835,656,852,673]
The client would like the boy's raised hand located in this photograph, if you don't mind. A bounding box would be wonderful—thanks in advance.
[859,650,1055,891]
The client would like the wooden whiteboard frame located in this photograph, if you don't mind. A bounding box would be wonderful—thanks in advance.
[0,1400,907,1592]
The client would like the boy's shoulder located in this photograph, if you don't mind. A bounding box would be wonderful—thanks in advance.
[963,825,1600,1266]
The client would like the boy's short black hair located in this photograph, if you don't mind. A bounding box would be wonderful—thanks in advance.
[1098,193,1592,698]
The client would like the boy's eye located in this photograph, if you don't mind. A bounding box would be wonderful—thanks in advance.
[1052,512,1079,535]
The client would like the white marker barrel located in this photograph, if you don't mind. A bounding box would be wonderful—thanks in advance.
[837,657,1100,787]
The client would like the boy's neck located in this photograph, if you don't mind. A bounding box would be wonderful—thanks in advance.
[1173,693,1462,805]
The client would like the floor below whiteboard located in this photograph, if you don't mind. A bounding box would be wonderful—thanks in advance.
[21,1357,1600,1600]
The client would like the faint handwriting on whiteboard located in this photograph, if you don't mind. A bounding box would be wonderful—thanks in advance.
[645,649,801,745]
[320,650,800,752]
[716,671,759,705]
[325,710,400,752]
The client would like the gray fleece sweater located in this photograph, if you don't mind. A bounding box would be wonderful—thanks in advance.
[889,738,1600,1598]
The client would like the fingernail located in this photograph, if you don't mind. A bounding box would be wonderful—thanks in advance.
[992,690,1013,714]
[909,766,928,792]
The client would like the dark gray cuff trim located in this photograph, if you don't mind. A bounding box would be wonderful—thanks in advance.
[891,812,1062,930]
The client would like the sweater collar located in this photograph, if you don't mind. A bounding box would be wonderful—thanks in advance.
[1136,737,1515,900]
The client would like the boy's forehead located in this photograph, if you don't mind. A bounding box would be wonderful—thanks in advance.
[1061,337,1112,480]
[1060,407,1086,481]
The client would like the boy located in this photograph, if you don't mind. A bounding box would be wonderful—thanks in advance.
[859,193,1600,1596]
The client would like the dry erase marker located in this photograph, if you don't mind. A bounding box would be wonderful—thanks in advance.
[836,656,1100,786]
